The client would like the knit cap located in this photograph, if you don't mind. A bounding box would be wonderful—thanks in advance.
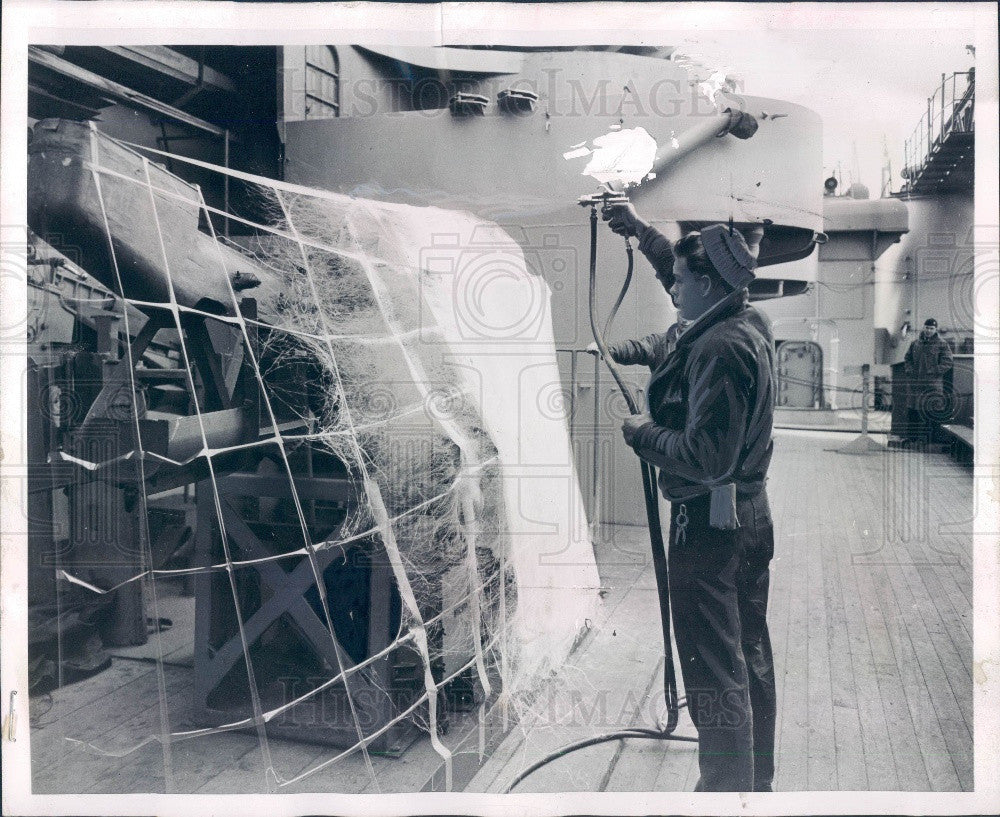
[700,223,757,290]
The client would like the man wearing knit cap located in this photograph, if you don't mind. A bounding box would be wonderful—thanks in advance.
[600,205,777,792]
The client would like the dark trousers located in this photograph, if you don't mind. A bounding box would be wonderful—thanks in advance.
[906,385,950,443]
[668,491,776,792]
[906,407,941,444]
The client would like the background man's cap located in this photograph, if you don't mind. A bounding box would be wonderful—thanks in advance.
[701,224,757,290]
[924,318,938,327]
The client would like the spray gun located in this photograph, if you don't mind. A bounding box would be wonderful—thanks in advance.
[577,186,630,212]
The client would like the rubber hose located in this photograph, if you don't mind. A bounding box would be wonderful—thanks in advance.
[586,208,678,731]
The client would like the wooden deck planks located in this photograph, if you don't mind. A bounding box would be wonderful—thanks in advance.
[915,457,974,635]
[865,452,974,791]
[867,455,973,704]
[816,469,869,790]
[845,454,930,791]
[769,432,973,792]
[773,434,810,791]
[29,431,973,794]
[77,661,203,794]
[192,742,271,793]
[31,659,188,780]
[762,433,795,790]
[84,731,260,795]
[602,642,700,793]
[467,529,667,794]
[847,468,933,789]
[260,740,376,794]
[805,456,837,791]
[32,665,191,793]
[845,445,971,791]
[605,741,670,792]
[30,658,158,763]
[652,736,700,791]
[601,684,672,792]
[484,589,661,793]
[896,568,973,789]
[835,549,899,790]
[853,455,957,791]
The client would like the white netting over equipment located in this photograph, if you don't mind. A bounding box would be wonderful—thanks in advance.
[46,122,601,791]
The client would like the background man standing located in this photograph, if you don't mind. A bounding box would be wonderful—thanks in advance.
[904,317,954,445]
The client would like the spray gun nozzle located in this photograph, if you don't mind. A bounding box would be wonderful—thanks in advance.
[578,188,630,209]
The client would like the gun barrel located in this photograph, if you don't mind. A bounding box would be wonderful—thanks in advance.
[650,108,759,179]
[28,118,284,319]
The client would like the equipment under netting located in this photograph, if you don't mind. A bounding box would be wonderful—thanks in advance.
[26,118,600,786]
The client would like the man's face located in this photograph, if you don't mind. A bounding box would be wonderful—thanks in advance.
[669,256,712,321]
[922,324,938,339]
[655,267,675,304]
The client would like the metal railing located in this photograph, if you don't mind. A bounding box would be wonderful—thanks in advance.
[902,69,975,188]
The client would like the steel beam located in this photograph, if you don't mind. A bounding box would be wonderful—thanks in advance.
[29,46,226,137]
[98,46,235,94]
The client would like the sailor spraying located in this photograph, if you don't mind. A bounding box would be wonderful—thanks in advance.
[602,204,778,793]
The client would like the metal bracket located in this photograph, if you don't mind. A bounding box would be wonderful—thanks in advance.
[497,88,538,114]
[448,93,489,116]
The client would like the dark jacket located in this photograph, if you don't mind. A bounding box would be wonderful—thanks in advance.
[635,222,677,288]
[904,332,953,410]
[611,291,776,503]
[607,223,775,502]
[608,325,680,370]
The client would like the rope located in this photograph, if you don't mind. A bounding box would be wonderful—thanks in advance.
[324,197,457,789]
[137,151,281,788]
[57,460,500,589]
[88,125,176,790]
[59,127,575,792]
[63,569,506,764]
[355,202,493,755]
[200,186,390,790]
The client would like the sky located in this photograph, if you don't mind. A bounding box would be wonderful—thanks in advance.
[675,27,977,197]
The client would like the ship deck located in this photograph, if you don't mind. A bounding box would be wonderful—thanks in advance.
[29,428,973,794]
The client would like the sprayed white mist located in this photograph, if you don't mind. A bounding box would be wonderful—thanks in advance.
[564,126,659,187]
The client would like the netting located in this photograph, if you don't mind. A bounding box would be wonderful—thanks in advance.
[41,122,601,791]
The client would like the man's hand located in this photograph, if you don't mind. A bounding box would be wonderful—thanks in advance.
[585,341,602,358]
[622,412,654,447]
[602,201,649,239]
